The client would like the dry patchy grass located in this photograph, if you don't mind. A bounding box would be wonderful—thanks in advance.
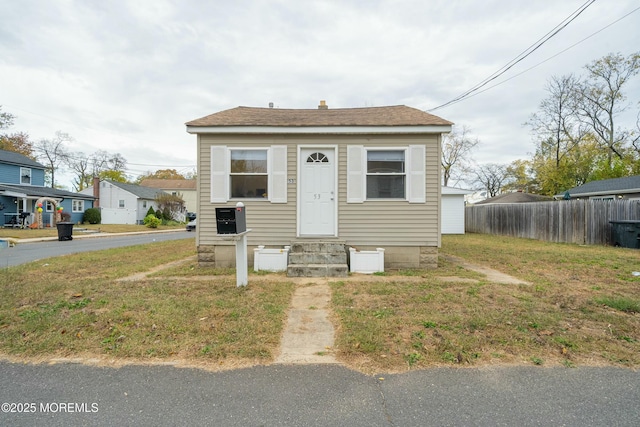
[0,239,294,368]
[1,233,638,374]
[330,234,640,373]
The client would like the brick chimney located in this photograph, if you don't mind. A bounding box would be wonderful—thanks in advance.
[318,100,328,109]
[93,176,100,208]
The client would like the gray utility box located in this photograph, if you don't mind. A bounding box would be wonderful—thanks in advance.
[216,206,246,234]
[609,220,640,249]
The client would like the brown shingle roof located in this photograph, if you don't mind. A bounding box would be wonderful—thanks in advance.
[139,179,196,190]
[186,105,453,127]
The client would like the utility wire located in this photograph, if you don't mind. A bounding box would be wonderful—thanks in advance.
[428,0,597,112]
[430,4,640,105]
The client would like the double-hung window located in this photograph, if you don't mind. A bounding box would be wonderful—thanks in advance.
[20,167,31,185]
[366,150,405,199]
[347,145,425,203]
[72,200,84,212]
[230,149,268,198]
[210,145,287,203]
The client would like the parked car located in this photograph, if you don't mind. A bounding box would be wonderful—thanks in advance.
[186,218,196,231]
[186,212,197,221]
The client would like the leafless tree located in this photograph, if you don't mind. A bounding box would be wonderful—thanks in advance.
[526,74,587,167]
[473,163,510,197]
[441,125,479,187]
[34,131,71,188]
[576,51,640,167]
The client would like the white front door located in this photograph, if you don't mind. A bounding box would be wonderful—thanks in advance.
[299,147,336,236]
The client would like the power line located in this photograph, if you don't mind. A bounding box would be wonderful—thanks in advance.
[430,4,640,104]
[428,0,597,112]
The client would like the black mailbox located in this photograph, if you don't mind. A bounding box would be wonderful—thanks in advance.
[216,206,246,234]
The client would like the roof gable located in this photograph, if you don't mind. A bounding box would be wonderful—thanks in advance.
[0,149,46,169]
[186,105,453,128]
[106,180,166,200]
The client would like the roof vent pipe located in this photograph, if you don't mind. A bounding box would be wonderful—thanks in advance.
[318,100,328,109]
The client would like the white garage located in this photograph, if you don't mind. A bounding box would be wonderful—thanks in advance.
[441,186,471,234]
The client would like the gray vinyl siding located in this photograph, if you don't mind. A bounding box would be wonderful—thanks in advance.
[197,133,441,248]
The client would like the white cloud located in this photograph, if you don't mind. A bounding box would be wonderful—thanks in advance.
[1,0,639,187]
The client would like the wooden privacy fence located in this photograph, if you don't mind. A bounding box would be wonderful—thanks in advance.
[465,199,640,245]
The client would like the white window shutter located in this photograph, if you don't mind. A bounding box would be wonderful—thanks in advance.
[269,145,287,203]
[407,145,426,203]
[210,146,228,203]
[347,145,365,203]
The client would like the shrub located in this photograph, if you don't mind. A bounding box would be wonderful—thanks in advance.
[143,214,161,228]
[146,206,155,217]
[83,208,101,224]
[61,212,71,222]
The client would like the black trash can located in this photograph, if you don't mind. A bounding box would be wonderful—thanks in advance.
[56,222,74,241]
[609,220,640,249]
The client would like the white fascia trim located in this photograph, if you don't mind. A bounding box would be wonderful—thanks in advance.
[187,125,452,135]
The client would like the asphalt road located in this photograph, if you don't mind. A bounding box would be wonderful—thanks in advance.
[0,363,638,426]
[0,231,194,268]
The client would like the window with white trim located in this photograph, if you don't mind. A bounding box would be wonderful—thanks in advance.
[46,201,54,212]
[119,199,125,208]
[72,200,84,212]
[366,150,405,199]
[20,167,31,185]
[210,145,287,203]
[347,145,425,203]
[230,149,268,198]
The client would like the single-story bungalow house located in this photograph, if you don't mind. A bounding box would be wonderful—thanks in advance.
[556,175,640,200]
[186,102,453,274]
[0,149,94,227]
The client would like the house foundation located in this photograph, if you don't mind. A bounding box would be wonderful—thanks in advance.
[196,243,439,271]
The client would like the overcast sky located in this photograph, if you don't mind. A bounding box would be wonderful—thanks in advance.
[1,0,639,189]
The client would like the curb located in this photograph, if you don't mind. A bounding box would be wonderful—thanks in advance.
[4,228,187,245]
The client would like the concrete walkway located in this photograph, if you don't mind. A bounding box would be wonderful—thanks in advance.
[276,282,338,364]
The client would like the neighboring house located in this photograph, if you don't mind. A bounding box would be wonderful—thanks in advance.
[186,103,453,269]
[556,175,640,200]
[441,186,472,234]
[474,192,553,205]
[139,179,197,213]
[80,179,170,224]
[0,149,94,227]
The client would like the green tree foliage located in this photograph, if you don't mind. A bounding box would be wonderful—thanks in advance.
[136,169,187,183]
[524,51,640,196]
[0,106,34,157]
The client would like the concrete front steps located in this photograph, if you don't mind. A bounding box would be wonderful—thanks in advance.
[287,241,348,277]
